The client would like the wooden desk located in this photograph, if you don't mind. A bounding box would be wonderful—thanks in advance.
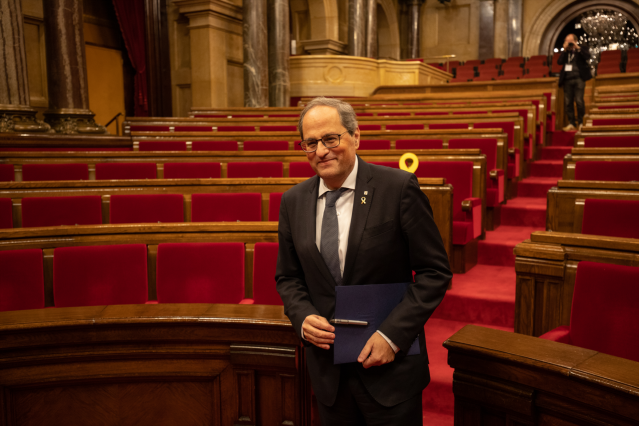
[444,324,639,425]
[0,303,311,426]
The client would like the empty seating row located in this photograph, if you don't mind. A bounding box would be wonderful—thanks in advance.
[0,227,281,312]
[584,113,639,126]
[562,150,639,181]
[574,132,639,148]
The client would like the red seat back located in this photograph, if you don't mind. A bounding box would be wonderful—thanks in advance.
[130,125,170,132]
[575,161,639,182]
[395,139,443,149]
[414,161,474,220]
[191,141,238,151]
[227,162,283,178]
[415,112,447,116]
[0,249,44,311]
[96,163,157,180]
[289,162,315,178]
[386,124,424,131]
[359,124,382,131]
[592,118,639,126]
[570,261,639,362]
[0,164,14,182]
[191,193,261,222]
[243,140,289,151]
[217,126,255,132]
[22,196,103,228]
[0,198,13,229]
[448,138,498,172]
[110,194,184,224]
[164,162,221,179]
[174,126,213,132]
[22,164,89,182]
[359,139,391,150]
[429,123,469,130]
[474,121,515,148]
[156,242,245,304]
[138,141,187,151]
[583,136,639,148]
[582,199,639,239]
[260,125,297,132]
[269,193,283,221]
[253,242,282,305]
[53,244,148,307]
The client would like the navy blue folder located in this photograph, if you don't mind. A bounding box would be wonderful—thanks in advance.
[333,282,420,365]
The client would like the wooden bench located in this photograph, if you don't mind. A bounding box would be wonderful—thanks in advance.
[0,133,132,150]
[444,324,639,425]
[584,112,639,127]
[547,180,639,233]
[574,129,639,147]
[0,302,310,426]
[562,149,639,180]
[514,231,639,337]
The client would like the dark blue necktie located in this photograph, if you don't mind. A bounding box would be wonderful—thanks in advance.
[321,188,347,285]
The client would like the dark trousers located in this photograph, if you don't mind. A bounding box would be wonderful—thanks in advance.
[317,364,423,426]
[564,77,586,127]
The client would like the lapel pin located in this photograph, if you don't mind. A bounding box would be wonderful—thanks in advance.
[364,191,368,195]
[361,197,366,205]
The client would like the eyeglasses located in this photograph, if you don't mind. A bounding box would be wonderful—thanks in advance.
[299,131,349,153]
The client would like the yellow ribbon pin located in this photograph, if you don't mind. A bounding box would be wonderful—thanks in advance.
[399,152,419,174]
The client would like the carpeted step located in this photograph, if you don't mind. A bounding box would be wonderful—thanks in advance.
[422,410,454,426]
[528,160,563,178]
[477,226,544,267]
[540,146,571,161]
[501,197,547,227]
[550,130,577,147]
[517,177,558,197]
[432,265,516,327]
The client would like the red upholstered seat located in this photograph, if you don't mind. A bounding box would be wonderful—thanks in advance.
[452,111,488,115]
[0,249,44,311]
[260,125,297,132]
[243,140,289,151]
[164,162,221,179]
[582,199,639,239]
[227,162,283,178]
[110,194,184,224]
[592,118,639,126]
[269,193,283,221]
[429,123,468,130]
[130,125,170,132]
[596,105,639,109]
[0,164,14,181]
[414,112,447,116]
[448,138,503,206]
[252,242,282,305]
[357,113,374,117]
[156,242,245,304]
[53,244,148,308]
[269,114,299,118]
[395,139,443,149]
[22,196,103,228]
[386,124,424,131]
[540,261,639,362]
[583,136,639,148]
[96,163,157,180]
[289,162,315,178]
[174,126,214,132]
[359,139,391,150]
[0,198,13,229]
[381,112,410,117]
[359,124,382,131]
[191,141,238,151]
[138,141,187,151]
[574,161,639,182]
[217,126,255,132]
[23,164,89,181]
[474,121,518,178]
[191,193,261,222]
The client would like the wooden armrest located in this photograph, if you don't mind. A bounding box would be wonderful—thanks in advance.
[489,169,504,179]
[461,198,482,211]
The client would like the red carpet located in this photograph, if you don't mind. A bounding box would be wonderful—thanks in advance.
[549,130,577,146]
[421,137,565,424]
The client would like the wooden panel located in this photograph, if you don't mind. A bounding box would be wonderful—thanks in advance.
[234,370,255,425]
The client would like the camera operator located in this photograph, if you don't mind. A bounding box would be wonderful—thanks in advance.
[558,34,592,131]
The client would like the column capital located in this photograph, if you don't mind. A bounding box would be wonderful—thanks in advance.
[173,0,242,20]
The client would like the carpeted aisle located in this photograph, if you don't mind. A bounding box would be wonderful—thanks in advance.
[421,131,569,425]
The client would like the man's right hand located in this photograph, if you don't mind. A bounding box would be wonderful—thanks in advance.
[302,315,335,350]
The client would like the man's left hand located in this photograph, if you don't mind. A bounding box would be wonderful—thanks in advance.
[357,332,395,369]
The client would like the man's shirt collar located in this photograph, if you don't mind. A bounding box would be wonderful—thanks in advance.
[318,158,358,198]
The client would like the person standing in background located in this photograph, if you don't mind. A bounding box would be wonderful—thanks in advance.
[558,34,592,131]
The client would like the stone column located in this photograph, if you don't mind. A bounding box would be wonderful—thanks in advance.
[348,0,367,57]
[42,0,105,134]
[407,0,423,59]
[478,0,495,60]
[243,0,268,107]
[365,0,377,59]
[0,0,50,133]
[267,0,290,107]
[508,0,523,57]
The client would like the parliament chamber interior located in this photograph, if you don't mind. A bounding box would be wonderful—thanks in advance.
[1,0,638,425]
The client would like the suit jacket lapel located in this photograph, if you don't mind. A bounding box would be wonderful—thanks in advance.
[304,175,338,286]
[343,157,374,286]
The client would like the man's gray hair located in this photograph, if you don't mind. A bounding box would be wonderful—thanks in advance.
[297,97,358,140]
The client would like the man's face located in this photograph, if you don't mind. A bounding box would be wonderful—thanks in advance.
[302,106,359,187]
[565,35,575,45]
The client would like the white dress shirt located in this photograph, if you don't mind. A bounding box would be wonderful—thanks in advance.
[302,161,399,353]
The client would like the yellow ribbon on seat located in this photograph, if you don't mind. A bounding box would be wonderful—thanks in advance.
[399,152,419,174]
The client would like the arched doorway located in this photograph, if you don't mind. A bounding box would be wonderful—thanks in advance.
[376,0,400,60]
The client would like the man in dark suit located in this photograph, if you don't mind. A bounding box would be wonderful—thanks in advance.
[558,33,592,131]
[276,97,452,425]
